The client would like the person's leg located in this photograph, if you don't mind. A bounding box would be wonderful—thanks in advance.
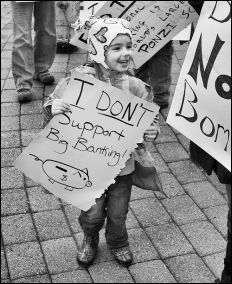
[79,194,106,235]
[11,2,34,93]
[77,194,106,266]
[105,174,133,266]
[147,42,174,109]
[33,1,56,81]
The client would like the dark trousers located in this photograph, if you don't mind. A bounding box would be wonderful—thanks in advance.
[136,42,174,107]
[79,174,132,249]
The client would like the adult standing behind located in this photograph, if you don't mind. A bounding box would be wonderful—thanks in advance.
[11,1,57,103]
[136,40,173,110]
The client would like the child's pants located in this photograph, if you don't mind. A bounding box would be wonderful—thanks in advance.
[79,174,132,249]
[11,1,56,90]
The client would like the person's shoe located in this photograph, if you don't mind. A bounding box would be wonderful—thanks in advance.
[17,88,32,103]
[110,246,133,267]
[36,71,55,84]
[76,234,99,267]
[56,40,78,54]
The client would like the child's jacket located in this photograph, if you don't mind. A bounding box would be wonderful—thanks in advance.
[43,64,159,177]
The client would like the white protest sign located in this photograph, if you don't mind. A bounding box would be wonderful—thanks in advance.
[14,71,159,211]
[167,1,231,171]
[70,1,140,50]
[70,1,198,68]
[79,1,106,19]
[126,1,198,68]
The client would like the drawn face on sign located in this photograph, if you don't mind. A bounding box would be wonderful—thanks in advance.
[42,160,92,191]
[104,34,133,72]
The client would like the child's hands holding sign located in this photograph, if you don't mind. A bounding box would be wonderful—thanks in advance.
[143,125,160,142]
[143,114,160,142]
[51,99,71,115]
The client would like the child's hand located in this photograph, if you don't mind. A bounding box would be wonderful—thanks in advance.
[143,124,160,142]
[51,99,71,115]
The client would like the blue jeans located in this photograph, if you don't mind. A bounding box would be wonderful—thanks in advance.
[11,1,56,90]
[79,174,132,249]
[136,42,174,107]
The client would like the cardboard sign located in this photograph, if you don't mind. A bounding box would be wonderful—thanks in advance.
[79,1,106,19]
[14,71,159,210]
[71,1,138,50]
[70,1,198,68]
[167,1,231,171]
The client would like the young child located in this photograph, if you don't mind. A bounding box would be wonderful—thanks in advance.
[43,18,160,267]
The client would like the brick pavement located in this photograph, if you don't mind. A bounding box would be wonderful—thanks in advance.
[1,1,229,283]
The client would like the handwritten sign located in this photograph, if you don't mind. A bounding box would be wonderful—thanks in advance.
[79,1,106,19]
[70,1,198,68]
[14,72,159,210]
[70,1,138,50]
[167,1,231,171]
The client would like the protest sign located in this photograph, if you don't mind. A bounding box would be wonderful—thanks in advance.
[79,1,106,19]
[14,71,159,211]
[70,1,198,68]
[167,1,231,171]
[70,1,139,50]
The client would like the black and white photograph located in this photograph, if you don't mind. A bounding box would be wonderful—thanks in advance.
[1,1,231,283]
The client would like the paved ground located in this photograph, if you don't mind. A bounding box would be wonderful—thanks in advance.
[1,1,229,283]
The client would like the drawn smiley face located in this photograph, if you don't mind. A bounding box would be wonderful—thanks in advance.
[42,160,92,191]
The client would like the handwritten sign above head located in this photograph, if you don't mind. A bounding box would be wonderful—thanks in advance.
[167,1,231,171]
[70,1,198,68]
[71,1,139,50]
[79,1,106,19]
[14,71,159,211]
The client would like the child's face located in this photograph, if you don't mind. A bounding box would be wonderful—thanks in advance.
[105,34,133,72]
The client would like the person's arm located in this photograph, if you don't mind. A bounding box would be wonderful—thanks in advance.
[43,77,70,124]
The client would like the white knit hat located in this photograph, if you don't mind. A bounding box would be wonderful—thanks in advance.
[72,17,132,69]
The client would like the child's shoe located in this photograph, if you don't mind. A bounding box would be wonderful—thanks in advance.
[110,246,133,267]
[76,234,99,267]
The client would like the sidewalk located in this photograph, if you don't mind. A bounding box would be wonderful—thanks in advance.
[1,1,229,283]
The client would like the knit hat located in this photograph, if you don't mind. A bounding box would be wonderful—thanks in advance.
[72,17,132,69]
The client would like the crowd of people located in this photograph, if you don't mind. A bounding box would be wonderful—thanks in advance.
[10,1,230,283]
